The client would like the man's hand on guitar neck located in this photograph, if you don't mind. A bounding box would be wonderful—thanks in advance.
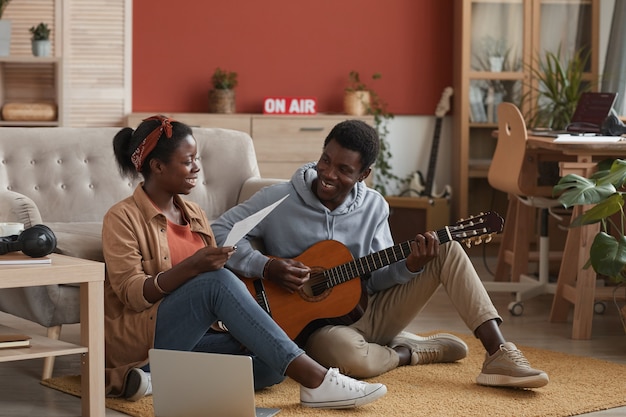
[264,257,311,293]
[405,231,440,273]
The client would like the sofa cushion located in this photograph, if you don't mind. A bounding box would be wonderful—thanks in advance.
[0,126,260,224]
[48,222,104,262]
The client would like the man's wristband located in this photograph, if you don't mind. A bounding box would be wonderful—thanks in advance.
[262,258,275,279]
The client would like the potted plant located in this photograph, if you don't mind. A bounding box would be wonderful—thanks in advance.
[344,70,373,116]
[0,0,12,56]
[525,47,591,130]
[554,158,626,332]
[208,67,238,114]
[344,71,400,196]
[479,36,509,72]
[472,38,522,122]
[29,22,51,57]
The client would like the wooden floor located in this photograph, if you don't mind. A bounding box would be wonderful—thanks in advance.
[1,255,625,417]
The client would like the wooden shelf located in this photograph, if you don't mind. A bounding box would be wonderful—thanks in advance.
[0,56,60,64]
[0,56,61,126]
[0,325,87,363]
[452,0,600,220]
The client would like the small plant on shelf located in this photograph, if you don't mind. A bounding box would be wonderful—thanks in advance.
[211,67,238,90]
[209,67,238,114]
[345,70,372,92]
[344,71,401,196]
[29,22,51,41]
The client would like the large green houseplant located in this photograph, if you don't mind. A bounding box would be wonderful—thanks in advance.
[554,158,626,330]
[344,71,400,196]
[555,158,626,283]
[525,47,591,130]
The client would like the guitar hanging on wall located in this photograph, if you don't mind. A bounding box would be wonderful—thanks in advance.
[411,87,454,199]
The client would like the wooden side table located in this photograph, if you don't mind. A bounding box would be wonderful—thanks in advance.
[0,253,105,416]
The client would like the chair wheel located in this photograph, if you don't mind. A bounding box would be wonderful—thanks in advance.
[593,301,606,315]
[508,301,524,316]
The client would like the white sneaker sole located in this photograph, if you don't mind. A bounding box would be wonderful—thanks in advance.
[301,384,387,409]
[476,371,549,388]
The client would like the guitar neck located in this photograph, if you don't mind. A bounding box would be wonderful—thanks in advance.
[424,117,443,197]
[323,227,453,287]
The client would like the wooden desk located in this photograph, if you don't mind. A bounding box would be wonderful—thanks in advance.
[527,136,626,339]
[0,253,105,416]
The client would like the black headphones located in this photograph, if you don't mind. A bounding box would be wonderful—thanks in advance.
[0,224,57,258]
[601,113,626,136]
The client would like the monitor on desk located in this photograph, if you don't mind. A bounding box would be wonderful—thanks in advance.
[531,92,618,136]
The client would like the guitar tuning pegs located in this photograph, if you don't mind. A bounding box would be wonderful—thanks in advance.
[484,234,493,243]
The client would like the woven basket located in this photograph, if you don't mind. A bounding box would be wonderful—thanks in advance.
[2,102,57,121]
[208,89,236,114]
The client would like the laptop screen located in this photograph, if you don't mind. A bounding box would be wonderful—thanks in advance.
[567,92,618,133]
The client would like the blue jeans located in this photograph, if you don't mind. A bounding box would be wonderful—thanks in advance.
[152,268,304,390]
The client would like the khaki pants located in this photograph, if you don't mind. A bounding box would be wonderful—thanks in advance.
[304,241,501,378]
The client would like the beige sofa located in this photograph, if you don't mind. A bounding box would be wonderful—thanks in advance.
[0,126,281,378]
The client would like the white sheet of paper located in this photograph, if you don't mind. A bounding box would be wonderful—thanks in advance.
[553,135,624,143]
[223,195,289,247]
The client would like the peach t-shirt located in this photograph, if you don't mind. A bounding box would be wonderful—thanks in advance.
[166,219,205,266]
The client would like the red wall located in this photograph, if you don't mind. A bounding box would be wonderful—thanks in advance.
[132,0,453,116]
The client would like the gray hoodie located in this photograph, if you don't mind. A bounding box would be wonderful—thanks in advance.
[211,162,421,294]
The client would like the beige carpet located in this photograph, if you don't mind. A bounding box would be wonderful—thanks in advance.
[41,333,626,417]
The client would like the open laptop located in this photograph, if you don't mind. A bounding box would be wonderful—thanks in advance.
[531,91,618,136]
[149,349,281,417]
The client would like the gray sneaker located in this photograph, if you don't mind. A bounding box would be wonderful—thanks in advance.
[124,368,152,401]
[477,342,549,388]
[390,331,468,365]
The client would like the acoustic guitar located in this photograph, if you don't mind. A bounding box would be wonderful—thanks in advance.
[243,211,503,343]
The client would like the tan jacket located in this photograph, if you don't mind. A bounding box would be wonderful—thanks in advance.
[102,185,215,396]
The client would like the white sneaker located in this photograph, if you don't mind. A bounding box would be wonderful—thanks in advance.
[124,368,152,401]
[300,368,387,409]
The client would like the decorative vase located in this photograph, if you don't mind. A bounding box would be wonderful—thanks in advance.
[344,90,370,116]
[0,20,11,56]
[209,89,236,114]
[489,56,504,72]
[31,40,51,57]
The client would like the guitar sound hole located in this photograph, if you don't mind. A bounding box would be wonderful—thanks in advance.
[299,267,330,300]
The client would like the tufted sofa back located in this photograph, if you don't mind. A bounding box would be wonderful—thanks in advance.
[0,126,261,223]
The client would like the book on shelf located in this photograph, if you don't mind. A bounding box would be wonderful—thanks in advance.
[0,333,31,349]
[0,252,52,265]
[469,85,487,123]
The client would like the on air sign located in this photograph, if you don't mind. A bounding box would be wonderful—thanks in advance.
[263,97,317,115]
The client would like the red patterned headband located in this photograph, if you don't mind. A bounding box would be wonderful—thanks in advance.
[131,115,176,171]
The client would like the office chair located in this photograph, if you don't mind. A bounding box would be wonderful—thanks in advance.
[484,102,564,315]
